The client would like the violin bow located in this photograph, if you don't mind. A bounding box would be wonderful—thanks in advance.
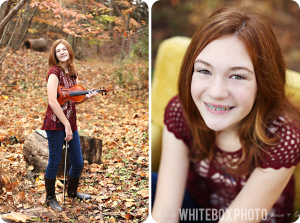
[63,141,68,205]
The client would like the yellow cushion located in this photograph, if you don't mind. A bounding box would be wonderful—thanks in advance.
[293,165,300,221]
[151,123,163,172]
[151,36,191,130]
[286,70,300,104]
[286,71,300,221]
[151,36,191,172]
[151,37,300,217]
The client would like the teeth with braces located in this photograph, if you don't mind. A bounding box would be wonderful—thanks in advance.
[205,103,233,111]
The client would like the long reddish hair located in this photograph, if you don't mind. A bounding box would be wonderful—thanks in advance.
[48,39,77,78]
[178,7,300,176]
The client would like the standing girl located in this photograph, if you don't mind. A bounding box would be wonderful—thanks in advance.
[152,7,300,223]
[41,39,98,211]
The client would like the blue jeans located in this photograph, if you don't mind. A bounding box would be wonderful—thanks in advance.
[45,130,83,179]
[152,172,217,223]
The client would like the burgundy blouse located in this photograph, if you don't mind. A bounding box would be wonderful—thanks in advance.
[164,95,300,223]
[41,66,78,132]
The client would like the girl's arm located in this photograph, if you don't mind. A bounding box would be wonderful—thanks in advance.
[152,125,190,223]
[218,165,295,223]
[47,74,73,141]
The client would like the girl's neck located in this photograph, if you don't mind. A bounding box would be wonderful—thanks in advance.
[215,124,241,153]
[59,62,68,72]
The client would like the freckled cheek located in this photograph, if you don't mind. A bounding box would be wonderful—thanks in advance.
[233,85,257,108]
[191,76,204,100]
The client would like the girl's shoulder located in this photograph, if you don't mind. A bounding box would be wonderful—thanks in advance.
[47,66,62,81]
[259,116,300,169]
[164,95,193,147]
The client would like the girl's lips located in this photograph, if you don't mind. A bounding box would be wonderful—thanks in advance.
[204,102,235,115]
[204,102,233,108]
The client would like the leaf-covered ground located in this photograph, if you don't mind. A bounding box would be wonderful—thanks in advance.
[0,48,149,222]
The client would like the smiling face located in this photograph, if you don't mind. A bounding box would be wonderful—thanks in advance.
[191,34,257,132]
[55,43,70,63]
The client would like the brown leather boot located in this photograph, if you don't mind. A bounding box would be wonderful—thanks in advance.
[44,177,63,211]
[67,174,91,200]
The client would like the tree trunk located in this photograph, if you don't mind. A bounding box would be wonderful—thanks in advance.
[11,0,31,49]
[12,0,31,48]
[72,35,77,55]
[57,135,103,176]
[120,12,131,61]
[0,18,15,46]
[13,6,38,52]
[108,0,114,38]
[67,34,72,45]
[136,0,141,43]
[23,131,103,176]
[0,0,12,40]
[0,0,30,31]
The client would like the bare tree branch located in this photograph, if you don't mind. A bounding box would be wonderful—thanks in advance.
[0,0,29,31]
[0,8,22,67]
[0,19,10,46]
[0,0,13,39]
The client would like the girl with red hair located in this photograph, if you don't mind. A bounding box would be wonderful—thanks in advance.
[41,39,98,211]
[152,7,300,223]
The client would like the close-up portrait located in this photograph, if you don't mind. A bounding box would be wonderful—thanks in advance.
[151,0,300,222]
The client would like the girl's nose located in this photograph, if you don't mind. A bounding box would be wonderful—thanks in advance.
[207,76,229,100]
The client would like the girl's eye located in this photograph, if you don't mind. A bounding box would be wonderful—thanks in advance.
[197,69,211,75]
[231,75,245,80]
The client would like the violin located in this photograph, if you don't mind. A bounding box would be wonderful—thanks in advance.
[57,85,109,105]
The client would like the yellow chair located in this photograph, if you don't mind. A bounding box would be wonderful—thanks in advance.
[151,36,300,220]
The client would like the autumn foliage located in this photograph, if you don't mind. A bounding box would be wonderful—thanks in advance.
[0,47,149,222]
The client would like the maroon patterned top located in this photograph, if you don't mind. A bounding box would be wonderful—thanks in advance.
[164,96,300,223]
[41,66,78,132]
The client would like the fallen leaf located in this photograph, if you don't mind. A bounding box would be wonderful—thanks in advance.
[3,212,30,222]
[55,179,64,188]
[14,191,25,203]
[125,201,134,207]
[78,215,88,221]
[137,189,148,198]
[2,175,9,185]
[36,183,45,192]
[58,211,70,221]
[124,214,132,220]
[37,193,46,204]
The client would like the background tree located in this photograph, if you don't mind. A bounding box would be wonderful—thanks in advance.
[0,0,148,61]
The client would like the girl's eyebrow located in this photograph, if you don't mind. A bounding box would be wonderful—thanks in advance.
[194,59,254,74]
[230,66,254,74]
[194,59,213,68]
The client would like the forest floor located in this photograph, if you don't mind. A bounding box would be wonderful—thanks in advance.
[0,47,149,222]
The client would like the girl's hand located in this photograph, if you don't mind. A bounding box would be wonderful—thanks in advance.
[65,125,73,142]
[85,89,98,100]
